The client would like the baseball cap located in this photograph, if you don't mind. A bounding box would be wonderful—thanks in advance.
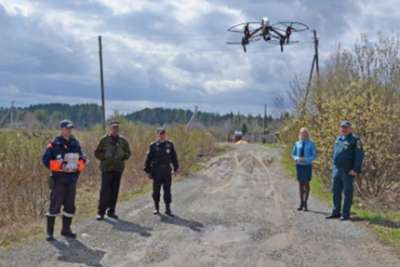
[110,120,120,128]
[157,127,166,134]
[340,120,351,128]
[60,120,74,129]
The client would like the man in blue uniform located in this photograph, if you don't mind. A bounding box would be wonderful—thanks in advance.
[144,128,179,216]
[326,120,364,221]
[42,120,86,241]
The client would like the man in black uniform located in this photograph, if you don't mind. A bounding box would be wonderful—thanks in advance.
[42,120,86,241]
[144,128,179,216]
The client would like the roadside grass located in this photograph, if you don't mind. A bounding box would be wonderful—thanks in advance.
[278,145,400,249]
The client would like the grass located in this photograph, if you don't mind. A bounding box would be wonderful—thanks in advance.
[278,145,400,249]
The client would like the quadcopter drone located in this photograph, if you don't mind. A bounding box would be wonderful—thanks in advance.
[227,17,309,52]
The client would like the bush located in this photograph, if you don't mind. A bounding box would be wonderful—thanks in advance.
[281,35,400,204]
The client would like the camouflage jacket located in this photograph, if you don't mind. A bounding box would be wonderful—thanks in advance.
[95,134,131,172]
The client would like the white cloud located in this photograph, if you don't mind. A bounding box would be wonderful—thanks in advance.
[95,0,161,14]
[203,79,245,94]
[0,0,397,114]
[0,0,35,16]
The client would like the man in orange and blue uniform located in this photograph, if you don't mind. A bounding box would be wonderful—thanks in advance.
[326,120,364,221]
[42,120,86,241]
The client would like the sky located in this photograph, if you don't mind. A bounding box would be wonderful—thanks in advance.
[0,0,398,116]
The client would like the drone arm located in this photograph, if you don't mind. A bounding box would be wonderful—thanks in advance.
[250,27,262,37]
[269,27,285,38]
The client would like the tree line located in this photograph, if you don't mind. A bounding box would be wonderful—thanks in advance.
[0,104,283,133]
[0,103,103,128]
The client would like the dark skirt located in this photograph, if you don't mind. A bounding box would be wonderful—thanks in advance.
[296,164,312,182]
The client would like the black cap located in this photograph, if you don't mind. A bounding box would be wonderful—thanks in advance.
[340,120,351,128]
[60,119,74,129]
[157,127,166,134]
[110,120,120,128]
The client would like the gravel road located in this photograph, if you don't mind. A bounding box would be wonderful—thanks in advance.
[1,144,399,267]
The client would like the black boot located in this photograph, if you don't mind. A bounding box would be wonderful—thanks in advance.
[153,202,160,215]
[107,210,119,220]
[297,202,304,211]
[46,216,56,242]
[303,202,308,212]
[61,216,77,238]
[165,204,174,217]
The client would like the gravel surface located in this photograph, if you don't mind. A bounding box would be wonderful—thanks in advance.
[1,144,399,267]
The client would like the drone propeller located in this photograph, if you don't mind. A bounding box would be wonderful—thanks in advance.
[227,22,262,33]
[272,21,309,32]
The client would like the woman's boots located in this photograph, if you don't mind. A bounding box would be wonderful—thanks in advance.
[297,201,308,211]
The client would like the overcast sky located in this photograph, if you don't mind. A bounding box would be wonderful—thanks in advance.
[0,0,398,115]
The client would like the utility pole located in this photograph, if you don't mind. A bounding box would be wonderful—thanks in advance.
[314,29,320,78]
[302,29,319,115]
[10,101,14,126]
[98,36,106,132]
[263,104,267,134]
[237,110,241,129]
[186,105,198,130]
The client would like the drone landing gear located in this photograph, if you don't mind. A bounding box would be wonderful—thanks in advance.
[280,38,285,52]
[241,37,249,53]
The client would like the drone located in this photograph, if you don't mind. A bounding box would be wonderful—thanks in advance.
[227,17,309,52]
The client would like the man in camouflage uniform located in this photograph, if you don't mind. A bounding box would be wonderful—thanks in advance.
[95,121,131,220]
[144,128,179,216]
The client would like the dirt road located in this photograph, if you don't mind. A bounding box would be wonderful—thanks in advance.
[1,144,399,267]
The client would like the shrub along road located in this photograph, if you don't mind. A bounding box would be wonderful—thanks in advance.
[1,144,399,267]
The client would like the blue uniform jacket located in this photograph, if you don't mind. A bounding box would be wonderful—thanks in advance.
[332,133,364,173]
[291,139,316,165]
[42,136,85,182]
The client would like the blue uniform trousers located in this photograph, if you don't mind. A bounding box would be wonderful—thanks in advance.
[332,168,354,219]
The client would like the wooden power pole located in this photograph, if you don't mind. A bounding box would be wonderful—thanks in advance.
[302,29,320,115]
[98,36,106,132]
[10,101,14,126]
[263,104,267,134]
